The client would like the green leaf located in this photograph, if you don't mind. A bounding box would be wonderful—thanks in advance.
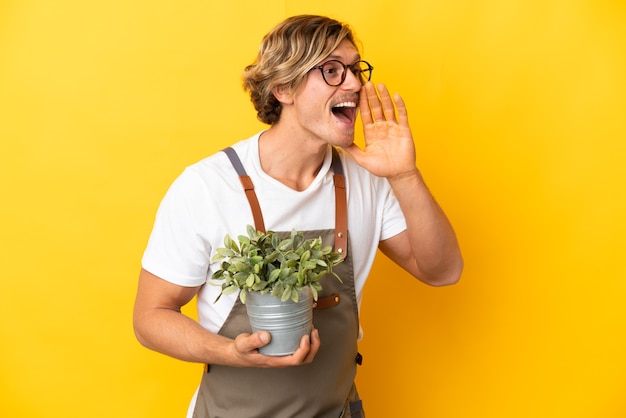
[278,268,289,280]
[233,262,249,272]
[271,233,280,249]
[290,229,301,245]
[223,234,233,249]
[331,272,343,283]
[211,247,235,261]
[282,273,296,285]
[220,275,232,286]
[238,234,251,245]
[221,284,239,295]
[245,274,255,288]
[302,260,317,270]
[285,253,299,262]
[281,285,292,302]
[251,280,267,291]
[265,251,280,264]
[249,255,263,264]
[271,282,284,298]
[278,239,293,251]
[268,268,281,283]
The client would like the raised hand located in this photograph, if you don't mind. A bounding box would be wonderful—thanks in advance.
[345,82,418,180]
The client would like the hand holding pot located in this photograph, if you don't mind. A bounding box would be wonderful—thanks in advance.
[230,328,321,367]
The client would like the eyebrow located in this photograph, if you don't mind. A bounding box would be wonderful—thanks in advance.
[323,54,362,63]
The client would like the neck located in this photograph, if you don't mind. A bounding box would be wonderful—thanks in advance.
[258,128,328,191]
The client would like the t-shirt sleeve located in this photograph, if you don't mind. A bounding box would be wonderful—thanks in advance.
[141,168,211,287]
[379,181,407,241]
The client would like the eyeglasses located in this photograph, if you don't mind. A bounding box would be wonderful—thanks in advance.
[311,60,374,86]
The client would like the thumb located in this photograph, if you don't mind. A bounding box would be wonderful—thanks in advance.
[256,331,271,346]
[234,331,271,354]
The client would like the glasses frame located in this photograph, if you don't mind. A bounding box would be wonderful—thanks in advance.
[311,60,374,86]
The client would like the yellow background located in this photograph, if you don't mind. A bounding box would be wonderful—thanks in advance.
[1,0,625,417]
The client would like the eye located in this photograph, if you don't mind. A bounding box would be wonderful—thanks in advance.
[322,61,343,77]
[352,62,365,74]
[351,61,373,84]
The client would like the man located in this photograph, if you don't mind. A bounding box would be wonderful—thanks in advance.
[133,14,463,418]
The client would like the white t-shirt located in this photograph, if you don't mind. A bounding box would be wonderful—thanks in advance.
[142,132,407,334]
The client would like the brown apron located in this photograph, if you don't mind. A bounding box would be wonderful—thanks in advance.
[192,147,364,418]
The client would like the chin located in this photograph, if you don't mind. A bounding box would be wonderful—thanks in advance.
[343,131,356,144]
[338,126,355,139]
[334,137,355,149]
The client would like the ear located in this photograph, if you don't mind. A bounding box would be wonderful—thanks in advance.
[272,85,294,105]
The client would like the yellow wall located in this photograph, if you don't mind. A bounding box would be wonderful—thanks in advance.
[1,0,624,417]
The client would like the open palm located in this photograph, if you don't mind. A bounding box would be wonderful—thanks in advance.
[345,82,417,179]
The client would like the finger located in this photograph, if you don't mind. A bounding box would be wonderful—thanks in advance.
[359,83,374,125]
[367,84,384,122]
[377,83,397,123]
[282,332,311,364]
[394,93,409,127]
[365,82,384,122]
[303,328,321,363]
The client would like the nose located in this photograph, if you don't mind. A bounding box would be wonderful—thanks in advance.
[341,68,362,91]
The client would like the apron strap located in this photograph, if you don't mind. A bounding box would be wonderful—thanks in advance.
[222,146,347,259]
[330,147,348,260]
[222,147,266,234]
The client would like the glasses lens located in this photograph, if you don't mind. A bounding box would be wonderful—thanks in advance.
[354,61,372,84]
[322,61,345,86]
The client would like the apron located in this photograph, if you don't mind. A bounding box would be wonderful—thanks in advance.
[193,147,365,418]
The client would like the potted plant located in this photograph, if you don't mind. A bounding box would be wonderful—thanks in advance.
[211,225,344,355]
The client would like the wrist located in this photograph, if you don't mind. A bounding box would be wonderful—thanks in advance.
[387,168,423,187]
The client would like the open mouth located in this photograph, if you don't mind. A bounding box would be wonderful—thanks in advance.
[331,101,358,124]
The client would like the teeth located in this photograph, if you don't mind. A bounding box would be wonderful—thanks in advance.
[333,101,357,108]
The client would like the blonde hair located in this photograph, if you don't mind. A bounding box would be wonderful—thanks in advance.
[243,15,360,125]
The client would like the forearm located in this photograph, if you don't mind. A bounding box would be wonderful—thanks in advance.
[133,306,234,365]
[132,268,241,365]
[388,169,464,285]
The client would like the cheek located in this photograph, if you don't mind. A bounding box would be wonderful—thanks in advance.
[294,97,328,121]
[293,79,332,108]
